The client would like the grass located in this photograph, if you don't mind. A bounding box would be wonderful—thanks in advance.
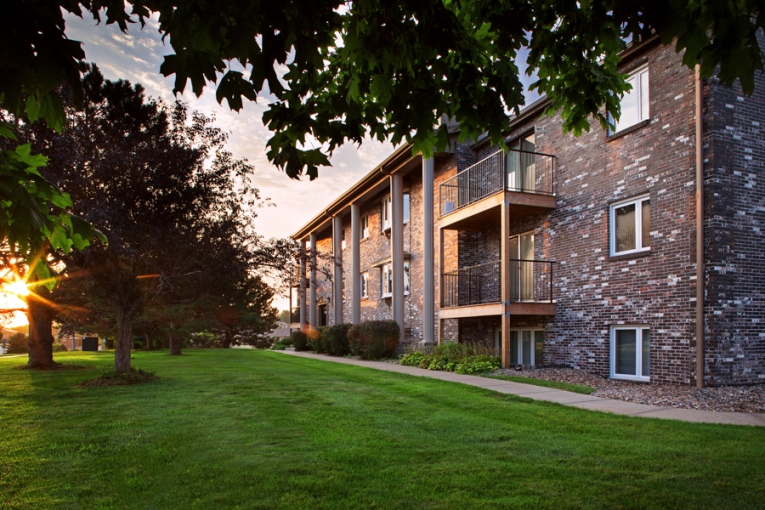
[485,374,596,394]
[0,350,763,509]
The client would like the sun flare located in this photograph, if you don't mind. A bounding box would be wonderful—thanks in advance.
[4,279,30,298]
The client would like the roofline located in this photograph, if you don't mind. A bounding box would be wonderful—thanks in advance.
[291,143,415,240]
[290,34,662,239]
[471,33,662,150]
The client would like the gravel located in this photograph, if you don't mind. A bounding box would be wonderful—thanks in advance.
[489,367,765,413]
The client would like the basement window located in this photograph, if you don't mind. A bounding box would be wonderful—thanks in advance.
[610,326,650,382]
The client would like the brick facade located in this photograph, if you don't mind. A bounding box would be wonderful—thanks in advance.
[295,39,765,386]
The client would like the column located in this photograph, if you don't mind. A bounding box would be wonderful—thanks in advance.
[309,232,317,328]
[351,203,361,324]
[299,239,307,330]
[333,215,343,325]
[422,156,435,344]
[500,199,511,368]
[390,174,405,341]
[438,227,445,344]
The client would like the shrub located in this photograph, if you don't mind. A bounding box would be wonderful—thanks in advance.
[307,327,327,353]
[271,340,288,351]
[323,324,352,356]
[348,320,400,360]
[291,331,309,351]
[6,333,28,354]
[400,351,426,367]
[401,341,500,375]
[52,343,69,352]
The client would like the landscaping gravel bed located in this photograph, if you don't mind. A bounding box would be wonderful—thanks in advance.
[488,368,765,413]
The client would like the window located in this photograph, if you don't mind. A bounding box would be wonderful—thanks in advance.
[381,262,410,297]
[382,196,391,231]
[506,133,536,192]
[341,239,346,251]
[609,65,649,134]
[361,215,369,239]
[610,195,650,256]
[381,193,410,231]
[610,326,650,381]
[360,272,369,298]
[494,329,544,366]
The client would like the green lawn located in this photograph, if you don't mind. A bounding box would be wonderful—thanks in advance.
[485,374,595,394]
[1,351,763,509]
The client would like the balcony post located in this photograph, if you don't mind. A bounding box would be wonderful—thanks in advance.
[422,156,436,344]
[390,173,405,342]
[332,215,343,326]
[299,239,307,330]
[309,232,317,328]
[351,202,361,324]
[500,197,511,368]
[438,227,445,308]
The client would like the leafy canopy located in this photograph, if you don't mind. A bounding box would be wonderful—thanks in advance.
[3,1,763,180]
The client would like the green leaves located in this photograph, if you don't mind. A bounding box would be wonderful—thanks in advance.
[4,0,765,184]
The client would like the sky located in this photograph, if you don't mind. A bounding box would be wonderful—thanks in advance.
[52,11,539,313]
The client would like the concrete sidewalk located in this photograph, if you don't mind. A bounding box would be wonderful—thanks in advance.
[279,350,765,427]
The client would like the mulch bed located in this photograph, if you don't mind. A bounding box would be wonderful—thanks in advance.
[489,368,765,413]
[79,368,158,387]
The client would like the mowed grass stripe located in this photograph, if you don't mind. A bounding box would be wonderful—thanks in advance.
[0,350,762,509]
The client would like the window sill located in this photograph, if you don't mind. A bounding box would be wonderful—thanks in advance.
[608,249,651,262]
[611,374,650,383]
[607,119,651,142]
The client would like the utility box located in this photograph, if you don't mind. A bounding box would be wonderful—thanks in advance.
[82,337,99,351]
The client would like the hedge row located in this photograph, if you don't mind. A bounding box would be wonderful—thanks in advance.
[289,320,399,360]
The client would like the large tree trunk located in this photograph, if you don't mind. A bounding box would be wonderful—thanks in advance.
[26,292,56,369]
[115,306,133,372]
[222,329,233,348]
[169,336,182,355]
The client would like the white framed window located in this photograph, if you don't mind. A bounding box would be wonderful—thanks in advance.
[381,262,410,298]
[609,194,650,256]
[361,215,369,239]
[609,65,649,134]
[610,326,650,381]
[382,196,392,231]
[360,272,369,298]
[381,193,410,231]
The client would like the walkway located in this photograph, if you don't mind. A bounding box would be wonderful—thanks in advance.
[279,350,765,427]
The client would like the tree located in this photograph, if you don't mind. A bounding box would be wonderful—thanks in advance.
[13,66,287,371]
[4,2,764,176]
[2,1,764,311]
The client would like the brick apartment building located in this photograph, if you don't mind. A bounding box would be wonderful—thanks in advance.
[289,36,765,387]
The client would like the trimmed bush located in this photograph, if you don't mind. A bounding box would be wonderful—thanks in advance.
[348,320,400,360]
[52,343,68,352]
[323,323,352,356]
[292,331,309,351]
[307,327,327,353]
[6,333,28,354]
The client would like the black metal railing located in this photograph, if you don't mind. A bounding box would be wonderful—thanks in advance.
[438,149,556,217]
[443,261,501,307]
[442,259,555,307]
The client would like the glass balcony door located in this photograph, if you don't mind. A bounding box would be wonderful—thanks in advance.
[509,233,535,301]
[506,133,536,192]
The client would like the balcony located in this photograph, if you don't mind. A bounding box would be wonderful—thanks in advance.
[438,149,556,230]
[440,259,556,318]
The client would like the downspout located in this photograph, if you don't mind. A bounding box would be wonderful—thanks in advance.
[695,65,705,389]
